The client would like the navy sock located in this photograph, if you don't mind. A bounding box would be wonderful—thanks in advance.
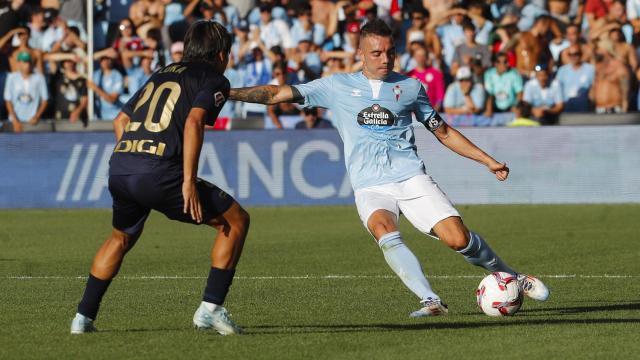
[203,267,235,305]
[458,232,516,274]
[77,274,112,320]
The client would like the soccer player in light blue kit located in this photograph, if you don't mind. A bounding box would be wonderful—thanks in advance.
[230,19,549,316]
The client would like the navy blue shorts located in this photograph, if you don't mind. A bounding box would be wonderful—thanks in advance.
[109,173,235,235]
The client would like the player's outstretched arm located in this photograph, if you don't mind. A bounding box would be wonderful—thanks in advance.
[432,122,509,181]
[182,108,207,223]
[229,85,303,105]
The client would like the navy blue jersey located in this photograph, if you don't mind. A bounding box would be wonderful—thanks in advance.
[110,61,229,176]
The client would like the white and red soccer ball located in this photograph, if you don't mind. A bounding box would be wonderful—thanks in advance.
[476,272,523,316]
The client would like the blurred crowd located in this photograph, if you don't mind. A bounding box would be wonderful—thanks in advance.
[1,0,640,132]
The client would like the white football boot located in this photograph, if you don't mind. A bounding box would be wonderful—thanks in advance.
[193,303,243,335]
[70,313,97,334]
[409,297,449,318]
[517,274,550,301]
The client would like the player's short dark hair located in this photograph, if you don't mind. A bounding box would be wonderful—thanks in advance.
[360,19,393,40]
[183,20,231,66]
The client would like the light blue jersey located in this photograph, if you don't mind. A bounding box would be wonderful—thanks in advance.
[293,71,443,190]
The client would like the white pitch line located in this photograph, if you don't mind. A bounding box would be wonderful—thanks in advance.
[3,274,638,280]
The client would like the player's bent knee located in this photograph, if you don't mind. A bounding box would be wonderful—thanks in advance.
[108,229,134,250]
[443,230,470,251]
[228,204,250,231]
[367,211,397,240]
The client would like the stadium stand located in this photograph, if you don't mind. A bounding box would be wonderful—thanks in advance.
[1,0,639,133]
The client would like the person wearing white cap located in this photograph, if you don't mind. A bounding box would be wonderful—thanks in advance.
[443,66,485,120]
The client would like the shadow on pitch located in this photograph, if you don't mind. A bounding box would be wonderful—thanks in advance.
[245,317,640,335]
[517,301,640,315]
[455,301,640,316]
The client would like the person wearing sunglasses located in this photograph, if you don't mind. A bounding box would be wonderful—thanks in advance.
[556,44,595,112]
[483,52,523,118]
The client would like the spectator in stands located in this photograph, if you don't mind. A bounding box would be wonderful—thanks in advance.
[629,0,640,34]
[407,46,445,111]
[258,4,293,51]
[492,19,519,68]
[607,26,638,70]
[586,0,629,38]
[129,0,166,27]
[267,61,301,129]
[451,21,491,78]
[508,100,540,127]
[27,7,46,51]
[290,3,325,48]
[556,44,595,112]
[515,0,548,32]
[0,0,23,41]
[241,41,272,120]
[591,39,630,113]
[52,55,87,123]
[548,0,583,26]
[295,107,333,129]
[443,66,485,117]
[400,32,423,72]
[4,51,48,132]
[7,27,44,74]
[291,36,322,83]
[466,0,493,45]
[432,5,467,69]
[211,0,240,32]
[560,24,593,65]
[405,6,441,63]
[523,64,564,124]
[87,49,124,121]
[483,52,523,117]
[41,15,67,53]
[111,17,143,54]
[247,0,288,25]
[169,41,183,63]
[515,14,556,78]
[125,49,154,96]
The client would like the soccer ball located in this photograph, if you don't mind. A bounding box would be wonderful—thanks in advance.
[476,272,523,316]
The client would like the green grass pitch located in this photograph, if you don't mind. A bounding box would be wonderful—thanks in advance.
[1,205,639,359]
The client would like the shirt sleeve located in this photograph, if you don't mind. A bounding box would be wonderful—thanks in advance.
[443,84,456,109]
[38,75,49,101]
[523,81,533,103]
[292,76,333,109]
[484,72,494,95]
[551,80,563,104]
[414,81,444,132]
[193,75,231,126]
[471,84,486,109]
[3,73,13,101]
[512,71,524,93]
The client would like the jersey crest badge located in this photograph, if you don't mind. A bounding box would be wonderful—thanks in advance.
[214,91,225,107]
[393,85,402,102]
[350,89,362,97]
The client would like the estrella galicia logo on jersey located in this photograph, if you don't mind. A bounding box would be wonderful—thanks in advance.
[357,104,396,131]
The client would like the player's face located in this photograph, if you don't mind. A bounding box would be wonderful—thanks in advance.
[359,35,395,80]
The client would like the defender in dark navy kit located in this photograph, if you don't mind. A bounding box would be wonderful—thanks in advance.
[71,21,248,336]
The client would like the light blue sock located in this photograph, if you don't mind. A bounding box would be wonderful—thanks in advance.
[378,231,439,302]
[458,231,516,274]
